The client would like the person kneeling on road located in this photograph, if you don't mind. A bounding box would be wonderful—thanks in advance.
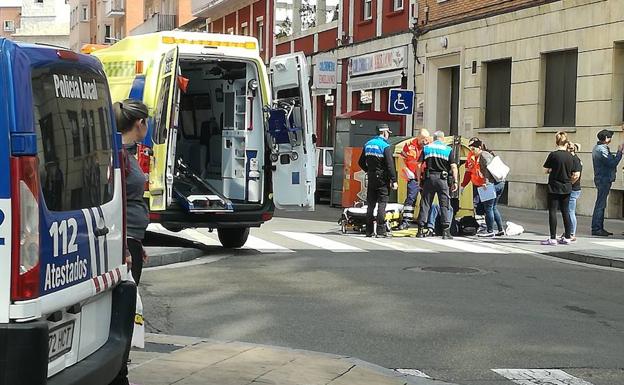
[399,128,430,228]
[415,131,458,240]
[358,123,398,238]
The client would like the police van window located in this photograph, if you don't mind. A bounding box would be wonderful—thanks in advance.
[31,66,114,212]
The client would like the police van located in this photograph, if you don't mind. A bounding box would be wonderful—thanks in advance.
[91,31,316,248]
[0,39,135,384]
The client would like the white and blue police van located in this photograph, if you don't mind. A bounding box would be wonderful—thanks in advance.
[0,38,135,385]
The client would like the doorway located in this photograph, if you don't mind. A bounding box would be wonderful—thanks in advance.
[436,66,460,136]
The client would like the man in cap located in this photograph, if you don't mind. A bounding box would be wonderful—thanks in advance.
[591,129,623,236]
[358,123,398,238]
[415,131,458,239]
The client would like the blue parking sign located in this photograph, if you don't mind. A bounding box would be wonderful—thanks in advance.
[388,89,414,116]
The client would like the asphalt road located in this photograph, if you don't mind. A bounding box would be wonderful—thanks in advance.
[140,214,624,385]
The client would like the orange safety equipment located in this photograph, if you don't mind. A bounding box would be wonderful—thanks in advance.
[400,138,424,181]
[461,150,486,187]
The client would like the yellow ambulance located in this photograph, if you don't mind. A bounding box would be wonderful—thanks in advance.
[91,31,316,247]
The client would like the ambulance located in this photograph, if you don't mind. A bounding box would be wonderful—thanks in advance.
[0,39,135,384]
[91,32,316,248]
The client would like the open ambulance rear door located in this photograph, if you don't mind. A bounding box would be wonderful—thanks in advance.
[149,47,179,211]
[268,52,316,211]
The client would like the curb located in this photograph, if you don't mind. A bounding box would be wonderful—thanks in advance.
[140,333,457,385]
[143,247,205,268]
[546,251,624,269]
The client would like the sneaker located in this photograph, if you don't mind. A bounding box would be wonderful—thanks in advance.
[425,228,436,237]
[376,233,388,238]
[365,233,374,238]
[592,229,611,237]
[495,231,505,237]
[541,238,558,246]
[478,231,495,238]
[558,237,572,245]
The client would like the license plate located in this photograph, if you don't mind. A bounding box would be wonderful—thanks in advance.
[48,320,75,362]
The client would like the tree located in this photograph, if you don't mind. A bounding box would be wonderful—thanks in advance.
[275,17,292,38]
[300,0,316,30]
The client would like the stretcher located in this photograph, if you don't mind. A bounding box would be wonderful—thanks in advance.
[339,203,404,234]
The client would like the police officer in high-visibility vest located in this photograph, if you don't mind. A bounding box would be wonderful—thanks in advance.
[358,124,398,238]
[416,131,459,239]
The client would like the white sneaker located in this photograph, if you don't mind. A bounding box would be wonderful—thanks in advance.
[478,231,495,238]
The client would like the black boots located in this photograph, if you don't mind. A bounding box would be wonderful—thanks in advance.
[442,228,453,240]
[416,226,425,238]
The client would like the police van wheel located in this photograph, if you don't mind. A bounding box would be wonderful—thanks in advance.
[218,227,250,249]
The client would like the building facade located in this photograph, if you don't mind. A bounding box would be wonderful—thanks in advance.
[414,0,624,216]
[13,0,70,47]
[0,2,21,40]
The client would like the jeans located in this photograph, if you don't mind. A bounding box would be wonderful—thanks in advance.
[568,190,581,236]
[427,203,454,230]
[481,182,505,232]
[591,180,612,232]
[548,193,572,239]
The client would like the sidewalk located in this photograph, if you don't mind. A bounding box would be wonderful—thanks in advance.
[129,334,455,385]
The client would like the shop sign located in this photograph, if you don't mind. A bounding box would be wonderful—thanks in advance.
[349,46,407,77]
[314,56,337,89]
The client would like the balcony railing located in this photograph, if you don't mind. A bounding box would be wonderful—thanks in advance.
[130,13,177,36]
[105,0,125,18]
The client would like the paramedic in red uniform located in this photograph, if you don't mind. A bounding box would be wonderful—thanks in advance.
[399,128,430,227]
[358,124,398,238]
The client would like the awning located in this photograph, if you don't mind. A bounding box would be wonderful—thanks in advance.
[347,70,404,92]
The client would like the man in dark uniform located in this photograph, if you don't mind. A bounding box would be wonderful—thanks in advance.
[416,131,458,239]
[358,124,398,238]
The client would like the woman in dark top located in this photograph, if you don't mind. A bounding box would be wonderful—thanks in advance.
[567,142,582,241]
[542,132,581,245]
[114,99,150,284]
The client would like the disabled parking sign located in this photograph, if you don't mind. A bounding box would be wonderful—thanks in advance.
[388,89,414,116]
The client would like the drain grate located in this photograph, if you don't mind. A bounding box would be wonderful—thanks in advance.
[404,266,487,275]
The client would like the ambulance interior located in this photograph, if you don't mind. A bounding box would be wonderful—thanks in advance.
[174,58,266,211]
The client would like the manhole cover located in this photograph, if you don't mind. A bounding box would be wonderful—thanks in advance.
[405,266,486,275]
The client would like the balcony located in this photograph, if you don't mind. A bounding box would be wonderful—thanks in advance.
[130,14,177,36]
[105,0,125,18]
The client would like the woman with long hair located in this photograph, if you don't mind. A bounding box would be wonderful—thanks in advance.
[566,142,582,242]
[541,131,580,245]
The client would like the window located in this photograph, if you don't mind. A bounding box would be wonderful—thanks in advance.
[256,20,264,51]
[485,59,512,128]
[544,50,578,127]
[105,25,112,42]
[81,6,89,22]
[227,27,234,35]
[363,0,372,20]
[393,0,404,11]
[241,24,248,36]
[3,20,14,32]
[31,65,115,211]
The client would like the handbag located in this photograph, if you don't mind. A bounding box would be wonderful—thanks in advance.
[486,155,510,182]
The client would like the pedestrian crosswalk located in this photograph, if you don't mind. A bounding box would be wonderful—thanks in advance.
[395,368,595,384]
[168,226,521,255]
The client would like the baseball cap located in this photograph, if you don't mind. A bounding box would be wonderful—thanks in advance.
[597,129,614,141]
[377,123,392,134]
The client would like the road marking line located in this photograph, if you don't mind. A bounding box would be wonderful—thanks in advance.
[592,240,624,248]
[395,369,431,378]
[144,256,227,271]
[275,231,365,252]
[359,237,434,253]
[492,369,594,385]
[244,235,294,253]
[419,237,507,254]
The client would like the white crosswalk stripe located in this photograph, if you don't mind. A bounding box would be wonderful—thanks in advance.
[275,231,366,252]
[244,235,294,253]
[394,368,431,378]
[419,237,507,254]
[359,237,435,253]
[493,369,594,385]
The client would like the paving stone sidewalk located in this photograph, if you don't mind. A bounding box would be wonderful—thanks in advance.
[128,333,456,385]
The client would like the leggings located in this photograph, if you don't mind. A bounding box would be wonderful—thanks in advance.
[128,238,144,285]
[548,193,572,239]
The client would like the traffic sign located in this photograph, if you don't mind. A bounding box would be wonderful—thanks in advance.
[388,89,414,116]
